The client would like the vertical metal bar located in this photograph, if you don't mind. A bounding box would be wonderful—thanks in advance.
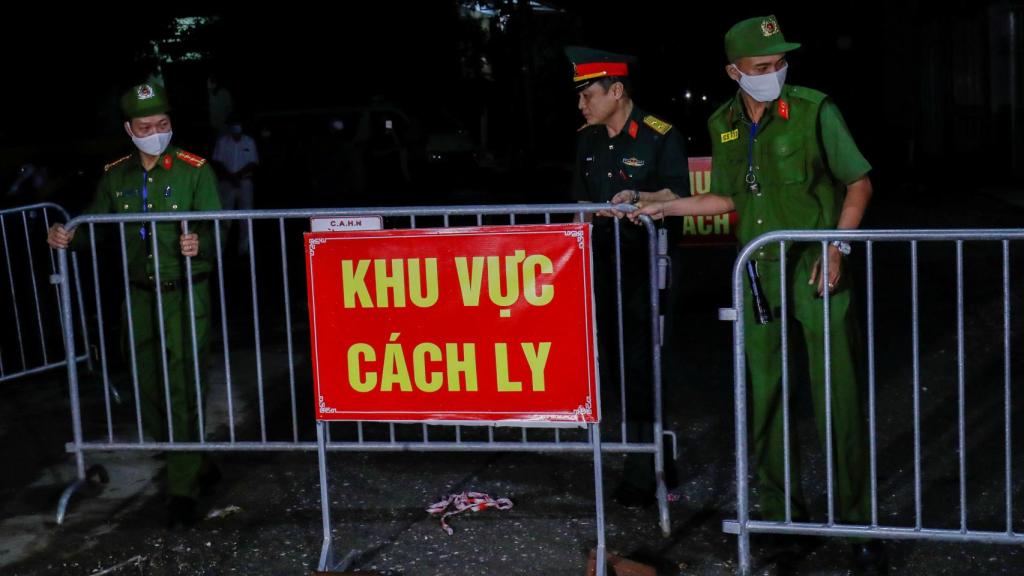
[42,210,68,352]
[214,221,236,442]
[183,221,205,442]
[316,421,334,570]
[544,213,551,224]
[613,218,627,443]
[150,221,174,442]
[410,215,417,229]
[1004,240,1013,535]
[822,241,835,525]
[591,423,607,576]
[389,423,396,443]
[119,224,144,442]
[867,241,878,526]
[2,215,28,370]
[476,214,483,226]
[71,254,93,372]
[42,209,58,273]
[780,242,792,524]
[956,241,967,533]
[423,424,429,442]
[912,241,922,530]
[645,218,669,535]
[89,224,113,442]
[280,219,299,443]
[58,248,86,480]
[443,214,449,228]
[734,253,751,575]
[22,212,48,364]
[510,214,516,225]
[248,218,267,442]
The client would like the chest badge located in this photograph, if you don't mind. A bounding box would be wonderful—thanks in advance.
[721,129,740,143]
[622,157,645,168]
[163,155,173,170]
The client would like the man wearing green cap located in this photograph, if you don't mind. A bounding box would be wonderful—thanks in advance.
[565,46,689,507]
[626,15,882,565]
[47,82,222,527]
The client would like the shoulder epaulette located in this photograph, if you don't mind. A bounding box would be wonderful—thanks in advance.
[643,115,672,135]
[176,149,208,168]
[104,155,132,173]
[785,85,827,105]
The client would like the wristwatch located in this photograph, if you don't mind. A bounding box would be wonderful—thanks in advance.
[831,240,852,256]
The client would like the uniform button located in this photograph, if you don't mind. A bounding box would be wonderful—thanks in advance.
[608,145,614,150]
[757,219,763,225]
[123,204,129,210]
[147,203,153,209]
[172,204,178,210]
[607,172,613,178]
[148,177,154,183]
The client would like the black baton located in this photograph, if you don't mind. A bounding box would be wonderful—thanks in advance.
[746,260,772,325]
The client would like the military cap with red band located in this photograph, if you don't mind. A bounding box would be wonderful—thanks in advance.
[564,46,637,91]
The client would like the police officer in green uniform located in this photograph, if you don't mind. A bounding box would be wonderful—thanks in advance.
[566,46,689,506]
[629,16,885,567]
[48,82,222,527]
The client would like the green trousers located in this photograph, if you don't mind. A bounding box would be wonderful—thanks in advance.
[126,279,211,500]
[744,251,869,523]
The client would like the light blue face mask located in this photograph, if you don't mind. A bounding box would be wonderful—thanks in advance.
[734,63,788,103]
[125,122,173,156]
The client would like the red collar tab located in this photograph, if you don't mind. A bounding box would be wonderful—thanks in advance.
[628,120,639,139]
[777,99,790,120]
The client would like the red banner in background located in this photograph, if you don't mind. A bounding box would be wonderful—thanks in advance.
[678,156,738,246]
[305,224,599,424]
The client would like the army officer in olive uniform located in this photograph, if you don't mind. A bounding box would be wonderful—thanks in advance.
[48,82,222,527]
[628,16,882,566]
[567,46,688,506]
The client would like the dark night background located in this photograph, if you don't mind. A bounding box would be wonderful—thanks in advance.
[2,1,1023,214]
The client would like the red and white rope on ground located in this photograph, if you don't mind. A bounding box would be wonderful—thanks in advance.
[426,491,514,535]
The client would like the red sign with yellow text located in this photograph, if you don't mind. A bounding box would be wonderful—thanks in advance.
[305,224,599,424]
[678,156,739,246]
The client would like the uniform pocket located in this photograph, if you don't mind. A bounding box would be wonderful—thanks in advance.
[771,137,806,185]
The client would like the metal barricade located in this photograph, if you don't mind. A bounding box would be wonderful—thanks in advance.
[0,203,91,383]
[54,205,677,575]
[721,229,1024,575]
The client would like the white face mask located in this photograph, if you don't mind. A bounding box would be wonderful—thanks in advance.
[734,64,788,103]
[125,122,173,156]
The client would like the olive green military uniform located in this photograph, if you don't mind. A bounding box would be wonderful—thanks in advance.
[86,144,221,500]
[82,83,221,501]
[710,21,872,522]
[568,48,690,496]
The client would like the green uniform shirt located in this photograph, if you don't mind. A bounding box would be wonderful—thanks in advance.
[85,146,221,280]
[572,105,690,202]
[708,85,871,256]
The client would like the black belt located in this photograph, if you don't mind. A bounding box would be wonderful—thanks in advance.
[131,273,209,293]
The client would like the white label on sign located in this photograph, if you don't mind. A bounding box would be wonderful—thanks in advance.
[310,216,384,232]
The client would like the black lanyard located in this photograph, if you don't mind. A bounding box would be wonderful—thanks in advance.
[745,122,759,193]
